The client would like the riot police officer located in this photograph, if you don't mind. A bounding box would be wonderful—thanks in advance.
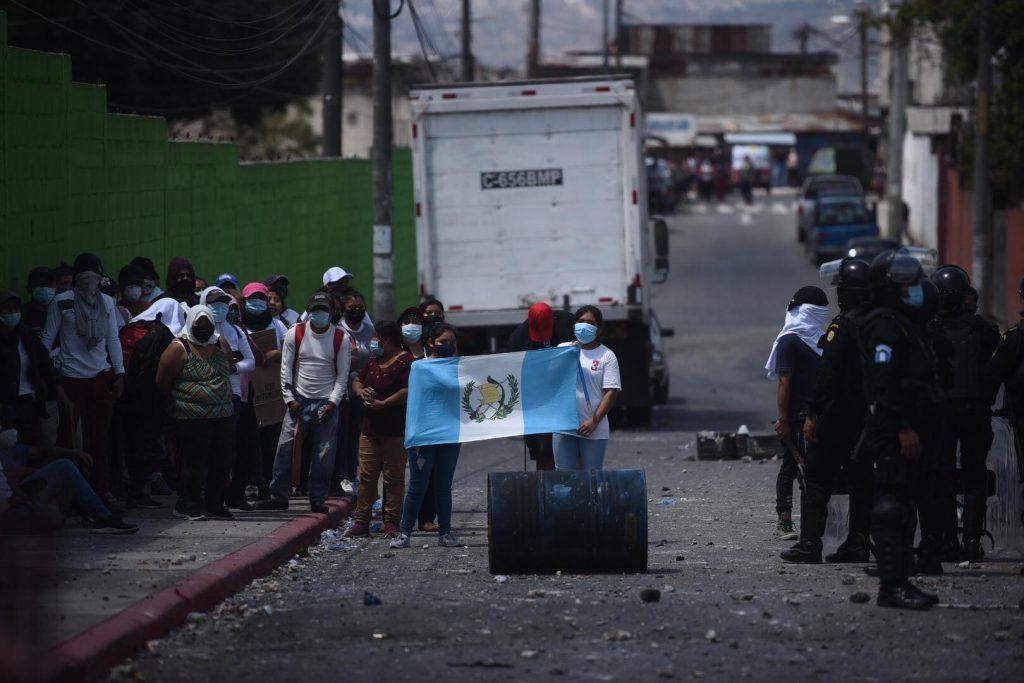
[927,266,1000,561]
[860,249,941,610]
[781,258,873,564]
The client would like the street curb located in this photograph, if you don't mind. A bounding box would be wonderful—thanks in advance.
[40,499,351,683]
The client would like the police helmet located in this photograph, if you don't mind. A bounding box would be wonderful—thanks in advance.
[869,249,924,290]
[931,264,971,311]
[918,277,940,323]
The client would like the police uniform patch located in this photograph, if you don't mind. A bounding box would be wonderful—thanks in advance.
[827,330,835,342]
[874,343,893,364]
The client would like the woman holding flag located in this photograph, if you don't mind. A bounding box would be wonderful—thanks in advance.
[554,306,621,470]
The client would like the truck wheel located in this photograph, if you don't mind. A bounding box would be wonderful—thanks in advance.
[627,406,652,426]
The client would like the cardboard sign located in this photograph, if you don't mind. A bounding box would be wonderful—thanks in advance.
[249,328,286,427]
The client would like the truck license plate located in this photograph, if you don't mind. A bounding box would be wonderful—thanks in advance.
[480,168,563,190]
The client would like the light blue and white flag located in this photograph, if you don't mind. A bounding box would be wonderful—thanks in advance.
[404,347,581,448]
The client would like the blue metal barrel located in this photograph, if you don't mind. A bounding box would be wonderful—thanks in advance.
[487,469,648,574]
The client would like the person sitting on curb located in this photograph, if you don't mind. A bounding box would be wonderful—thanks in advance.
[0,405,138,534]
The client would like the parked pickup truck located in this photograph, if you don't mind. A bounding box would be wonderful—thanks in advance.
[805,192,878,264]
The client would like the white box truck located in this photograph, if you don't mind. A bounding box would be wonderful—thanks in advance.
[409,76,667,423]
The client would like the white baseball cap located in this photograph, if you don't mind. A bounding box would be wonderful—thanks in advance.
[322,266,353,286]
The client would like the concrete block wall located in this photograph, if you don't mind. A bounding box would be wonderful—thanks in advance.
[0,11,415,313]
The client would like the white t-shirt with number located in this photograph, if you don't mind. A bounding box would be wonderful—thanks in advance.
[558,342,621,440]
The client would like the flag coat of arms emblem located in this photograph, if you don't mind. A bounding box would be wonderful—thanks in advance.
[405,347,581,448]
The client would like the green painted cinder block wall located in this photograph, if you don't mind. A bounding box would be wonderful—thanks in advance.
[0,11,416,314]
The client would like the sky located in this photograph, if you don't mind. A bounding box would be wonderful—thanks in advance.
[342,0,881,93]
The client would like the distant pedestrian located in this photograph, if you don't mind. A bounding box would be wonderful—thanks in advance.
[765,286,829,541]
[22,266,56,338]
[390,322,463,549]
[507,302,576,470]
[156,257,198,308]
[337,291,376,490]
[264,275,300,327]
[117,264,150,322]
[553,306,621,471]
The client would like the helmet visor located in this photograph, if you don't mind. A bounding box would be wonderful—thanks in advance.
[818,259,843,288]
[889,254,923,284]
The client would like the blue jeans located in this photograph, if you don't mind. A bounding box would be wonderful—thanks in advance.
[400,443,461,536]
[3,459,113,533]
[552,435,608,471]
[269,398,339,504]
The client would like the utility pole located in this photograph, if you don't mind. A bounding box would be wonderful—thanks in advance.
[461,0,474,81]
[527,0,540,78]
[602,0,610,72]
[885,30,908,240]
[614,0,624,69]
[972,0,993,315]
[321,0,343,157]
[857,6,869,132]
[372,0,394,320]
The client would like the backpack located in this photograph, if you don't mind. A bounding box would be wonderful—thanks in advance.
[124,321,175,415]
[291,322,347,386]
[118,321,152,369]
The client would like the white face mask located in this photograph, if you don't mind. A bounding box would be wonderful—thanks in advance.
[0,428,18,448]
[124,284,143,303]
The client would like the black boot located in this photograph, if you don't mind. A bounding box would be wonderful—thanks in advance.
[962,538,985,562]
[914,536,944,576]
[876,583,934,610]
[826,532,871,563]
[904,580,939,605]
[781,540,822,564]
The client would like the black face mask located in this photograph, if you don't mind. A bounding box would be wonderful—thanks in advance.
[192,319,215,343]
[432,342,456,358]
[242,306,272,330]
[172,278,196,300]
[344,308,365,324]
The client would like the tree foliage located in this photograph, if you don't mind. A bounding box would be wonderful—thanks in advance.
[1,0,328,123]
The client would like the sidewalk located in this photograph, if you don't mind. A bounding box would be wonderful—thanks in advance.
[1,494,350,683]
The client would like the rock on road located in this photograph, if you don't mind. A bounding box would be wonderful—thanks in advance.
[118,193,1024,682]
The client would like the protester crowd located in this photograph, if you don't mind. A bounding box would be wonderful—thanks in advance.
[766,249,1024,610]
[0,254,619,548]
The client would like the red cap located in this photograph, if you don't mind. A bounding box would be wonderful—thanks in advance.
[527,302,554,343]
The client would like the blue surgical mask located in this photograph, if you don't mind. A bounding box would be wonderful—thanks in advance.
[309,310,331,328]
[902,285,924,308]
[574,322,598,344]
[31,287,55,305]
[0,312,21,328]
[401,324,422,343]
[246,299,268,315]
[368,339,383,357]
[432,342,456,358]
[209,302,229,323]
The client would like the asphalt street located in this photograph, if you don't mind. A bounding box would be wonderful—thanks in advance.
[117,191,1024,683]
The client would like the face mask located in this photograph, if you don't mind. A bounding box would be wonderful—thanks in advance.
[124,285,143,303]
[574,322,598,344]
[209,302,229,323]
[142,280,155,295]
[31,287,56,305]
[75,271,102,295]
[0,428,18,448]
[401,324,422,342]
[368,339,383,357]
[227,307,241,325]
[309,310,331,328]
[423,314,442,326]
[432,342,456,358]
[902,285,924,308]
[0,312,21,328]
[345,308,365,323]
[192,318,215,344]
[246,299,268,315]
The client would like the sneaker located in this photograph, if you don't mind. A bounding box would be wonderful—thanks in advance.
[90,517,140,535]
[125,492,163,509]
[345,521,371,538]
[340,479,356,496]
[776,514,798,541]
[382,522,400,538]
[438,533,461,547]
[310,501,329,515]
[149,474,174,497]
[172,501,206,521]
[389,533,411,549]
[206,506,234,520]
[254,498,289,511]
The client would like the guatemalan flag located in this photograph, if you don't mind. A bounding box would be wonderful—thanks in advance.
[404,347,581,448]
